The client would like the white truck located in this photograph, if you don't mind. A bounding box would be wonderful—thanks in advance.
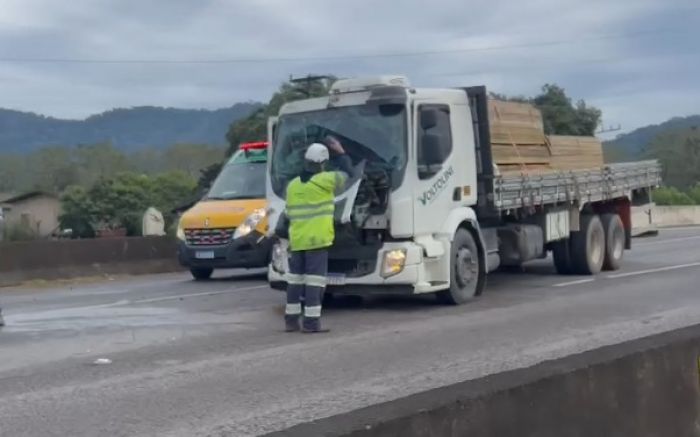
[266,76,661,304]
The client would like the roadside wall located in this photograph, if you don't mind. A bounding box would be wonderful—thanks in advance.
[267,324,700,437]
[0,237,181,287]
[632,205,700,235]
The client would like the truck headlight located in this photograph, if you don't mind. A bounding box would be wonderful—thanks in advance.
[271,243,287,274]
[176,221,186,241]
[234,208,267,239]
[381,249,407,278]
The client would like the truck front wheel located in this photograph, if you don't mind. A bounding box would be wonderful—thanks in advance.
[190,267,214,280]
[438,228,483,305]
[601,213,625,271]
[570,214,605,275]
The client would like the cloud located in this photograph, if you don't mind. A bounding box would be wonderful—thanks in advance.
[0,0,697,133]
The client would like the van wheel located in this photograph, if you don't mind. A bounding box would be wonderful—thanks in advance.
[190,267,214,280]
[570,215,605,275]
[437,228,483,305]
[601,213,625,271]
[552,238,573,275]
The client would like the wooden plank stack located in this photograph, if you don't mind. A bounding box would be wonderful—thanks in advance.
[487,99,603,174]
[548,135,604,170]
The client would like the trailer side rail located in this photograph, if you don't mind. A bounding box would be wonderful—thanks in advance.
[493,160,661,210]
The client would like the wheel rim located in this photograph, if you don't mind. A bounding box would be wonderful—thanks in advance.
[455,247,477,289]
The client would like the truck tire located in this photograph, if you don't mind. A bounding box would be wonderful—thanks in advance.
[190,267,214,280]
[570,214,605,275]
[601,213,625,271]
[437,228,483,305]
[552,238,574,275]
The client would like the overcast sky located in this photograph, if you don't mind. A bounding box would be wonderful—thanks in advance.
[1,0,698,135]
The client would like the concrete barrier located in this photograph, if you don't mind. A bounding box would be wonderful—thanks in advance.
[632,205,700,236]
[0,237,182,287]
[266,324,700,437]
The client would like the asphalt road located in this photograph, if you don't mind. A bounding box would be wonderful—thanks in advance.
[1,227,700,436]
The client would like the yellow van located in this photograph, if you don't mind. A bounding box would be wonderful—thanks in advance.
[176,142,271,280]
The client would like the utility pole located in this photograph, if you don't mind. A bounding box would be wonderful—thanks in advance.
[596,123,622,135]
[289,74,333,97]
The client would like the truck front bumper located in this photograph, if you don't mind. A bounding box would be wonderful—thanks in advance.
[268,240,448,295]
[178,231,272,269]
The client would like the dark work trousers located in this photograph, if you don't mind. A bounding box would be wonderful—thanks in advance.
[285,249,328,331]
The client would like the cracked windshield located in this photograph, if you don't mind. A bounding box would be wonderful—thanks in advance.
[271,104,407,196]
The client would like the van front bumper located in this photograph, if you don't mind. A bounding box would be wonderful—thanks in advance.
[178,232,272,269]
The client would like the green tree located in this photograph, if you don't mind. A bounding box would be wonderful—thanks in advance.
[59,171,197,237]
[198,76,335,190]
[645,127,700,189]
[59,186,97,238]
[31,146,79,191]
[0,154,26,192]
[74,142,128,187]
[162,143,225,178]
[225,77,335,155]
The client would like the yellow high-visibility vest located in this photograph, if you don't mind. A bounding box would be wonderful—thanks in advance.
[286,171,345,251]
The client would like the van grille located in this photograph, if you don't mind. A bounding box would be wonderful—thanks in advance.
[185,228,235,246]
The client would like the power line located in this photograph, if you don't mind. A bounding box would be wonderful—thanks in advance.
[0,28,685,65]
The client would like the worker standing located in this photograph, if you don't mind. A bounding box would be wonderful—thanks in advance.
[283,137,352,333]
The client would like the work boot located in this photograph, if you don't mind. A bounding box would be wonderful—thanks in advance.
[302,317,329,333]
[284,315,300,332]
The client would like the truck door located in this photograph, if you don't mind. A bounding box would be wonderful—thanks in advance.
[412,102,459,236]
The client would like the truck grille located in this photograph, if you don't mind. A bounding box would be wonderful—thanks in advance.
[184,228,235,246]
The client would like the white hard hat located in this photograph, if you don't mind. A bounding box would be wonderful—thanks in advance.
[304,143,329,163]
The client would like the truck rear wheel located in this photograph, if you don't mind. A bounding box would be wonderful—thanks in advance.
[190,267,214,280]
[570,214,605,275]
[437,228,483,305]
[552,238,574,275]
[601,213,625,271]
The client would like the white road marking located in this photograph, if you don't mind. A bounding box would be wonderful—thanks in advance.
[636,235,700,247]
[129,285,270,305]
[553,278,596,287]
[606,262,700,279]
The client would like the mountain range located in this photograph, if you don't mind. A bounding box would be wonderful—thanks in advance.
[1,102,697,161]
[0,103,261,154]
[604,115,700,160]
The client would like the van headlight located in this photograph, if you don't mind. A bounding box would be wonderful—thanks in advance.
[176,221,186,241]
[271,243,287,274]
[381,249,407,278]
[233,208,267,239]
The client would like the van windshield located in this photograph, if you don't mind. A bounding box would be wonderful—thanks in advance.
[206,162,266,200]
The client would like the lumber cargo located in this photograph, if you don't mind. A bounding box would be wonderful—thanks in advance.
[487,99,604,174]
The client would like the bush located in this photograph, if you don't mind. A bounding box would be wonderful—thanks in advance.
[652,187,696,205]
